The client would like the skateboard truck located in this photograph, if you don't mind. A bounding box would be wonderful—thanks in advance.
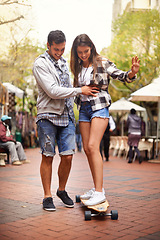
[76,195,118,221]
[84,209,118,221]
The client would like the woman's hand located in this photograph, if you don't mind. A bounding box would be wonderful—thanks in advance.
[128,56,140,79]
[81,86,99,97]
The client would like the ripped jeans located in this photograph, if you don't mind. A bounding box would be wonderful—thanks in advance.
[37,119,75,157]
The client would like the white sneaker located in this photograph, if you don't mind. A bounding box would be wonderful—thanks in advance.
[21,159,31,164]
[80,188,95,200]
[0,159,6,167]
[84,191,106,206]
[12,161,22,166]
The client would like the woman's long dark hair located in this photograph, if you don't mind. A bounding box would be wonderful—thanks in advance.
[70,34,101,87]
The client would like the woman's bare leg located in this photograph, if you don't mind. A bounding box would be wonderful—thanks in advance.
[80,118,109,192]
[79,122,95,183]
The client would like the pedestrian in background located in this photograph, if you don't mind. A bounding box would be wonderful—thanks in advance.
[100,115,116,161]
[0,115,29,166]
[76,121,82,152]
[127,108,142,164]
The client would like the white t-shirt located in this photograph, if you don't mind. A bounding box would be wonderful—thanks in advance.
[78,66,93,102]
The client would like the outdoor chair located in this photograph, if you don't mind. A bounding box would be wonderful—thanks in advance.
[133,139,153,161]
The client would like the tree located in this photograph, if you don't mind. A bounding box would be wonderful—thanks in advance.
[0,0,33,58]
[101,9,160,102]
[0,37,46,113]
[0,0,31,25]
[101,9,160,133]
[0,0,44,114]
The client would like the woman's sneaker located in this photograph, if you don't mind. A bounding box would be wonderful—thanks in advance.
[80,188,95,200]
[43,197,56,211]
[84,191,106,206]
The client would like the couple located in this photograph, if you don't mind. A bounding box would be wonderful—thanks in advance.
[33,30,140,211]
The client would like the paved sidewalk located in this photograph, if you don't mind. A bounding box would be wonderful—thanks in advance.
[0,148,160,240]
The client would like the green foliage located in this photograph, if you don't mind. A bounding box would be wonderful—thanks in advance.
[1,38,45,88]
[101,9,160,102]
[0,38,46,114]
[73,103,79,123]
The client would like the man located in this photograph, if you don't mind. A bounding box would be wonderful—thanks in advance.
[100,115,116,161]
[127,108,142,164]
[32,30,98,211]
[0,115,29,166]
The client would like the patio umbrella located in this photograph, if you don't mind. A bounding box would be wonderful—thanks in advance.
[109,97,146,113]
[109,98,146,136]
[130,77,160,158]
[2,82,24,99]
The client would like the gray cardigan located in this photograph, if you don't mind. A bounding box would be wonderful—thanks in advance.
[33,54,82,115]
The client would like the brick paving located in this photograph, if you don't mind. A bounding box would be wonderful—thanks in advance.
[0,147,160,240]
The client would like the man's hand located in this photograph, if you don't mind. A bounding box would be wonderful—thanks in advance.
[81,86,99,97]
[128,56,140,79]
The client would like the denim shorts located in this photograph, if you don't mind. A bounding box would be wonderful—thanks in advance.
[79,101,109,122]
[37,119,75,157]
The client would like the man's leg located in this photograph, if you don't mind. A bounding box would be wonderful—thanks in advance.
[58,155,72,191]
[40,154,53,198]
[36,119,57,211]
[15,142,27,161]
[56,118,75,207]
[103,135,110,161]
[40,154,56,211]
[2,141,19,163]
[56,154,74,207]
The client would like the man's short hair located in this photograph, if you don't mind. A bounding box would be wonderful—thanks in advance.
[48,30,66,45]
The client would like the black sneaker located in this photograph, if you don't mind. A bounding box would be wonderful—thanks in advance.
[43,197,56,211]
[56,189,74,208]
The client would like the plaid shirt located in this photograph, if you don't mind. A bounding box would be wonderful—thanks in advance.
[36,51,75,126]
[75,58,136,111]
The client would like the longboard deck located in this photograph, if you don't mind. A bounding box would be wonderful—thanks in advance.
[81,198,109,212]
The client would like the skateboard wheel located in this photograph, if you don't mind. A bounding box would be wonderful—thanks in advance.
[85,211,91,221]
[111,210,118,220]
[75,195,81,203]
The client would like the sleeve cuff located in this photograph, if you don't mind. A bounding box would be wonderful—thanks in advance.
[75,87,82,95]
[126,71,137,83]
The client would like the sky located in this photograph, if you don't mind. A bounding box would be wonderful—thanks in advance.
[31,0,114,54]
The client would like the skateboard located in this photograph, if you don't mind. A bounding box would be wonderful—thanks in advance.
[76,195,118,221]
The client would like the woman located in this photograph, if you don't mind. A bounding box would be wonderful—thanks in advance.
[70,34,140,206]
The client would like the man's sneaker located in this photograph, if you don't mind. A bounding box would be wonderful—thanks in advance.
[56,189,74,208]
[43,197,56,211]
[80,188,95,200]
[21,159,31,164]
[84,191,106,206]
[12,160,22,166]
